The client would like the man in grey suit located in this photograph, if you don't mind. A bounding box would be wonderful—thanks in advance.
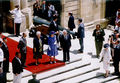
[18,33,27,68]
[28,74,40,83]
[77,18,85,53]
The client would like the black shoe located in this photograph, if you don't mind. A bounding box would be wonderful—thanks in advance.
[112,72,119,76]
[67,60,70,62]
[63,60,66,62]
[23,65,27,68]
[7,71,10,73]
[78,50,83,53]
[15,35,18,37]
[18,34,21,36]
[57,48,62,50]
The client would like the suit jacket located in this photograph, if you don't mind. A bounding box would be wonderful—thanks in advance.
[1,43,9,72]
[33,37,43,55]
[12,57,23,74]
[49,21,58,32]
[28,79,40,83]
[77,23,85,38]
[68,16,75,29]
[92,29,105,42]
[61,34,71,50]
[1,43,9,61]
[18,37,27,53]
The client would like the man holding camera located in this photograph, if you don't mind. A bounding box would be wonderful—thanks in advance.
[93,24,105,58]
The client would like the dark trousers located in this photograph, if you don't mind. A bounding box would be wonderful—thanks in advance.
[95,41,103,57]
[3,60,9,72]
[63,49,70,62]
[113,58,119,73]
[15,23,21,36]
[0,72,6,83]
[79,38,84,52]
[21,52,26,66]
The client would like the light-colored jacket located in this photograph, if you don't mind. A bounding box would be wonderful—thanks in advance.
[10,8,24,23]
[0,48,4,62]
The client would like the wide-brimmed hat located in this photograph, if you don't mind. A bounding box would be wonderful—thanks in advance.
[49,31,55,35]
[104,43,109,48]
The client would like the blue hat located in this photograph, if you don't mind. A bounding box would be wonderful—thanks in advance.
[104,43,109,48]
[49,31,55,35]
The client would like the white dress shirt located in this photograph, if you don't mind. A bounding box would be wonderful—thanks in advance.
[0,48,4,62]
[10,8,24,23]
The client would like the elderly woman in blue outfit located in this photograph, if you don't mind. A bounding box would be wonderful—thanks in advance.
[47,31,58,64]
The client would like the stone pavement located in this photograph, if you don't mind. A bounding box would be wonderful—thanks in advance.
[3,28,120,83]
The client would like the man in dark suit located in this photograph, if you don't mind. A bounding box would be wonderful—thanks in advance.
[113,40,120,76]
[18,33,27,68]
[1,38,9,83]
[77,18,85,53]
[12,52,23,83]
[1,37,9,73]
[28,74,40,83]
[0,41,6,83]
[49,16,61,50]
[68,12,76,39]
[61,30,71,62]
[33,0,41,16]
[49,16,59,33]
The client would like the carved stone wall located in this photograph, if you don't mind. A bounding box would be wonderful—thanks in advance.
[61,0,106,28]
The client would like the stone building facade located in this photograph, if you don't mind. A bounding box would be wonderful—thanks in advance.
[6,0,107,33]
[61,0,106,28]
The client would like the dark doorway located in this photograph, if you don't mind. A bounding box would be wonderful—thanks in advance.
[105,0,120,25]
[0,0,10,32]
[46,0,62,25]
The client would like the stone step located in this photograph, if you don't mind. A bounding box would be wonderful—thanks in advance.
[54,63,100,83]
[40,64,99,83]
[101,75,119,83]
[7,55,82,82]
[20,57,90,83]
[81,67,118,83]
[105,79,120,83]
[7,63,32,82]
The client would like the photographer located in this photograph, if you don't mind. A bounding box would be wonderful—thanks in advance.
[92,24,105,58]
[108,30,118,58]
[113,38,120,76]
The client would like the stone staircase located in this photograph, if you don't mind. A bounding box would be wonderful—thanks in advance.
[17,54,119,83]
[5,29,120,83]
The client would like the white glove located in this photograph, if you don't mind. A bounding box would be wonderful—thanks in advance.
[54,41,57,45]
[48,46,51,50]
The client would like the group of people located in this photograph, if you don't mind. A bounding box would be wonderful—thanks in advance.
[92,9,120,78]
[33,0,58,21]
[2,0,120,82]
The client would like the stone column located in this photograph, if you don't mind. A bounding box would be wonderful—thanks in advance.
[21,0,28,9]
[21,0,33,29]
[78,0,81,18]
[10,0,20,10]
[22,8,33,29]
[61,0,65,27]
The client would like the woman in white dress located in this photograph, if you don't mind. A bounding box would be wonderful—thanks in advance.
[100,43,112,77]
